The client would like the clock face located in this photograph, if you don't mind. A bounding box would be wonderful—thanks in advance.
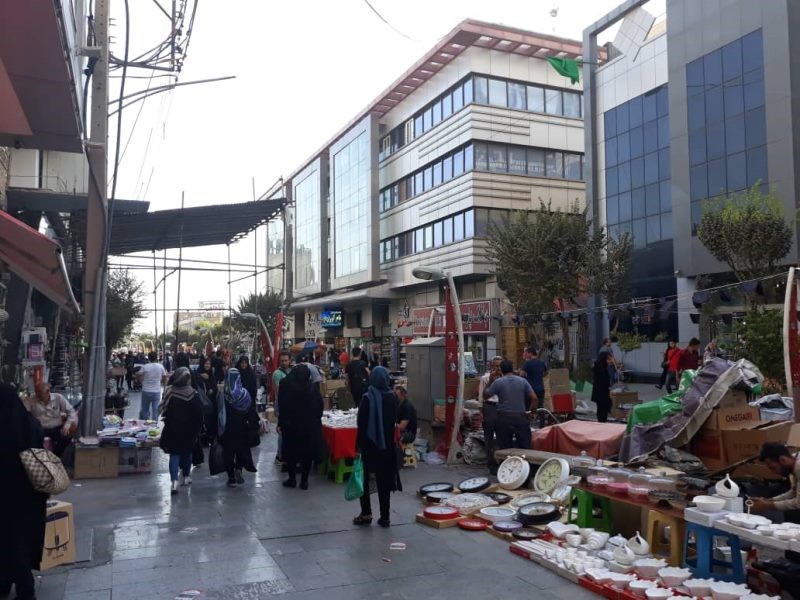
[419,482,454,495]
[534,458,569,493]
[497,456,531,490]
[459,477,490,492]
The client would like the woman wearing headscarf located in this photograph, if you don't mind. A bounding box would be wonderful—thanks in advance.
[0,384,47,600]
[278,364,323,490]
[159,367,203,495]
[352,366,402,528]
[219,367,260,487]
[236,355,259,405]
[197,357,219,441]
[591,351,615,423]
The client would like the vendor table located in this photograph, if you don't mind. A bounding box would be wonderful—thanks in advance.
[320,424,357,483]
[533,420,626,458]
[574,483,686,521]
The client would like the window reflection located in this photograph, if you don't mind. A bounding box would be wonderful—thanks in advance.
[333,133,369,278]
[294,172,321,290]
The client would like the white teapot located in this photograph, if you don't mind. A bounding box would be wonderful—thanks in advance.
[715,474,740,498]
[628,530,650,555]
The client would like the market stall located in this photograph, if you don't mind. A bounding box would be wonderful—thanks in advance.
[72,417,161,479]
[320,409,357,483]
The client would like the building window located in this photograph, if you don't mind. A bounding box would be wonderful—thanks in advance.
[508,82,526,110]
[293,171,321,290]
[332,132,370,278]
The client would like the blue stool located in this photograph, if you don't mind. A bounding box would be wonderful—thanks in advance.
[683,522,745,583]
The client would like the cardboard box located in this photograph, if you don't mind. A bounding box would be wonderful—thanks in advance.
[545,392,575,413]
[701,405,761,432]
[433,399,446,423]
[691,429,727,470]
[74,446,119,479]
[722,421,793,466]
[548,368,571,389]
[118,446,152,474]
[41,500,75,570]
[717,389,749,408]
[463,378,480,400]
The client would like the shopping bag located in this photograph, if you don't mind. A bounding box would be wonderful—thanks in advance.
[191,438,205,467]
[344,454,364,501]
[209,440,225,475]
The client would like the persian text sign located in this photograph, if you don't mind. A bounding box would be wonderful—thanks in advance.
[411,300,492,336]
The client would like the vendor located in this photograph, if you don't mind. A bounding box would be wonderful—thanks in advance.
[750,442,800,516]
[395,385,417,444]
[483,360,537,451]
[23,382,78,457]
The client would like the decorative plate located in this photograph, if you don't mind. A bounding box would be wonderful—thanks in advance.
[533,458,570,493]
[497,456,531,490]
[482,492,512,505]
[444,493,497,514]
[512,529,541,541]
[425,491,457,503]
[458,476,491,493]
[423,505,460,520]
[458,518,488,531]
[419,482,455,495]
[493,520,524,532]
[510,492,549,509]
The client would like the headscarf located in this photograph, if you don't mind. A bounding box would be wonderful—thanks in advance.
[280,363,313,397]
[237,355,252,372]
[159,366,195,415]
[224,367,252,412]
[364,366,391,450]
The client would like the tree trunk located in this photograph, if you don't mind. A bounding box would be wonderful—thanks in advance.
[558,315,572,372]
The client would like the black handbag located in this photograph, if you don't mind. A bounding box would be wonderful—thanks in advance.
[191,438,205,466]
[209,440,225,475]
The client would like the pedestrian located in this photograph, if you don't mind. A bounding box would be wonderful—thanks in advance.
[483,360,537,450]
[0,384,47,600]
[23,381,78,457]
[197,358,219,442]
[676,338,702,378]
[478,355,503,474]
[520,347,548,426]
[236,355,258,404]
[219,368,260,487]
[278,364,323,490]
[703,338,722,363]
[158,367,203,495]
[353,366,402,528]
[395,385,417,444]
[345,346,370,408]
[272,350,292,465]
[125,351,135,390]
[211,349,225,382]
[338,348,350,369]
[591,350,614,422]
[136,351,167,421]
[112,352,125,393]
[656,340,680,390]
[162,352,174,373]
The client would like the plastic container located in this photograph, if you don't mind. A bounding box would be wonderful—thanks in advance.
[608,468,631,484]
[587,461,610,487]
[649,471,677,493]
[572,451,596,471]
[628,468,653,498]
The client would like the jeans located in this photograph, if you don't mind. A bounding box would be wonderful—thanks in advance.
[482,402,498,469]
[666,371,678,394]
[169,453,191,481]
[495,412,532,450]
[139,391,160,420]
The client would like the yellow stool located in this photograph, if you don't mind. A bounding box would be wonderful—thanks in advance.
[646,509,686,566]
[402,443,417,468]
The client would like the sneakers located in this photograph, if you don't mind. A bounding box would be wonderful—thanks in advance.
[183,476,192,486]
[226,478,237,488]
[170,480,179,495]
[234,468,244,484]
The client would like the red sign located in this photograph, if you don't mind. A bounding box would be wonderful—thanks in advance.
[27,343,44,361]
[411,300,492,336]
[443,286,459,457]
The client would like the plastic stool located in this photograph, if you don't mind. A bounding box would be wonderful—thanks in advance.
[683,522,745,583]
[327,457,355,483]
[647,509,686,566]
[567,489,614,532]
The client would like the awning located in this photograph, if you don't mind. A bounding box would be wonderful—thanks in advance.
[290,285,391,310]
[0,210,80,313]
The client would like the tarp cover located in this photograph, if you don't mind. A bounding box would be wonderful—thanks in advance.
[618,358,763,464]
[533,420,626,459]
[625,370,697,432]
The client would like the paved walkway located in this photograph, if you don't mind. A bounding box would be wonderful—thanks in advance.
[35,392,600,600]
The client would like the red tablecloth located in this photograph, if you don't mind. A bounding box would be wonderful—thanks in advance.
[532,420,626,459]
[321,425,358,461]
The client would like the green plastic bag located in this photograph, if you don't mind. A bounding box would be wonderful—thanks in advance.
[344,454,364,501]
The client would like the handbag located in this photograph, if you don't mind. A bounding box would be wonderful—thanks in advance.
[344,454,364,501]
[209,439,225,475]
[19,447,70,495]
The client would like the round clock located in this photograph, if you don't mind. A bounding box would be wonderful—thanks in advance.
[517,502,561,527]
[482,492,512,505]
[533,458,570,493]
[512,529,541,541]
[493,520,523,533]
[458,518,488,531]
[425,491,457,503]
[418,482,454,496]
[510,493,549,510]
[423,505,459,520]
[497,456,531,490]
[478,506,517,523]
[458,476,491,493]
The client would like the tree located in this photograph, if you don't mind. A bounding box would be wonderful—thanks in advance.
[697,185,792,285]
[235,291,284,335]
[486,201,632,370]
[106,269,146,351]
[733,308,784,385]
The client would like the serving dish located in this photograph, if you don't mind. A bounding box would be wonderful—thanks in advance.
[629,580,659,597]
[547,522,578,538]
[727,513,770,529]
[684,578,715,597]
[634,557,668,579]
[584,568,612,583]
[692,495,727,513]
[658,566,692,587]
[709,581,750,600]
[645,588,675,600]
[608,572,636,589]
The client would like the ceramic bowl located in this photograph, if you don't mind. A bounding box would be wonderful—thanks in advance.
[585,567,612,583]
[645,588,675,600]
[608,534,628,547]
[634,558,668,579]
[579,527,596,541]
[629,580,660,597]
[693,495,727,513]
[565,533,582,548]
[547,522,579,538]
[709,581,750,600]
[608,572,636,589]
[614,544,637,565]
[684,578,715,597]
[728,513,771,529]
[658,567,692,587]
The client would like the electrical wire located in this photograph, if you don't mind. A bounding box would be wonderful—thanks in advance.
[118,69,157,164]
[362,0,416,42]
[108,0,130,209]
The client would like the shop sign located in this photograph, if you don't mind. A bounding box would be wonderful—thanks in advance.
[361,327,374,341]
[411,300,492,335]
[27,343,44,361]
[305,310,322,339]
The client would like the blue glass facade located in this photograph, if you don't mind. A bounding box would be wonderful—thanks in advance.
[687,29,767,231]
[604,84,672,250]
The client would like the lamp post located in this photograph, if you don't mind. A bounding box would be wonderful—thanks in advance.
[412,266,465,465]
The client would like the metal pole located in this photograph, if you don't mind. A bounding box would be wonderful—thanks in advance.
[152,250,158,345]
[174,191,185,344]
[162,249,167,354]
[227,243,232,345]
[446,272,465,465]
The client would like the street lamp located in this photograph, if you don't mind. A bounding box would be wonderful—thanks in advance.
[412,266,465,465]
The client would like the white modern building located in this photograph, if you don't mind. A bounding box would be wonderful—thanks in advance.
[281,20,595,371]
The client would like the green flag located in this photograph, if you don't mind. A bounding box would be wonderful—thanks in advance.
[546,56,580,85]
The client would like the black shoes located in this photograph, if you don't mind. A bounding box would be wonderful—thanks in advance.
[378,518,391,528]
[234,469,245,484]
[282,478,297,488]
[299,479,309,490]
[226,478,237,487]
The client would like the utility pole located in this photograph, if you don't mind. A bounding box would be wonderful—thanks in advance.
[81,0,110,435]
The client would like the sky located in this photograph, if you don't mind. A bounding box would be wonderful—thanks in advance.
[108,0,662,342]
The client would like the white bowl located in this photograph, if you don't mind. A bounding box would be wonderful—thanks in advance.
[587,531,611,550]
[693,495,727,513]
[658,567,692,587]
[634,558,668,579]
[565,533,582,547]
[684,578,715,597]
[645,587,674,600]
[728,514,771,529]
[629,580,660,597]
[548,522,579,538]
[579,527,596,541]
[477,506,517,523]
[710,581,750,600]
[608,572,636,589]
[774,529,799,540]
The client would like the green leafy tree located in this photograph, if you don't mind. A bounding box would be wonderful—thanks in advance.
[734,308,784,385]
[106,269,146,351]
[487,201,632,370]
[697,185,792,286]
[235,291,284,335]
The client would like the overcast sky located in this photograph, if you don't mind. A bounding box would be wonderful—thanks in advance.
[109,0,661,342]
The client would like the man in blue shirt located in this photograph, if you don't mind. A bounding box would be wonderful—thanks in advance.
[483,360,537,451]
[520,347,548,427]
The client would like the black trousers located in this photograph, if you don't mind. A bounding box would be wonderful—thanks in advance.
[0,563,35,600]
[596,399,611,423]
[43,426,71,457]
[495,412,532,450]
[482,402,498,468]
[287,459,311,483]
[223,445,255,479]
[359,461,392,520]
